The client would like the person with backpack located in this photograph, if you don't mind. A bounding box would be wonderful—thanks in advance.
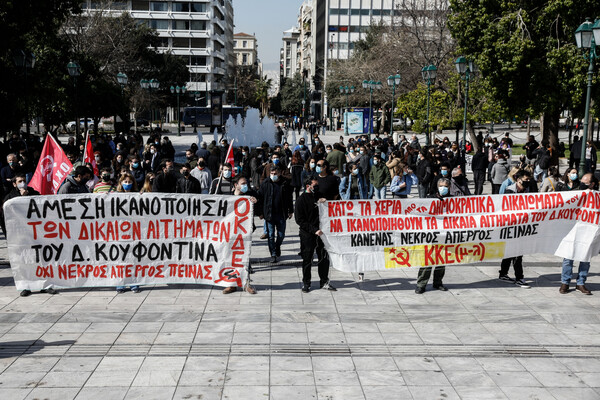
[532,140,551,182]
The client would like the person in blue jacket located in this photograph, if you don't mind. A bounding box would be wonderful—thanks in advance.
[390,163,418,198]
[339,163,368,200]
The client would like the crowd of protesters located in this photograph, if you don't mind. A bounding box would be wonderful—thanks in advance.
[0,126,598,298]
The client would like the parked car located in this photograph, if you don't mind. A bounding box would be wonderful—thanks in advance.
[393,118,412,129]
[66,119,95,132]
[136,118,150,127]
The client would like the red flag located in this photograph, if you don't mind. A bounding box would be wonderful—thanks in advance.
[84,133,98,176]
[29,135,73,195]
[225,139,235,177]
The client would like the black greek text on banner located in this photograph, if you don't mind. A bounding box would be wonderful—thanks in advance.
[3,193,254,291]
[318,191,600,273]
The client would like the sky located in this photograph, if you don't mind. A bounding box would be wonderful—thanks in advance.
[233,0,303,72]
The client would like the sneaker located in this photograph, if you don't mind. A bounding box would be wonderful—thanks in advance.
[260,234,268,239]
[131,286,141,293]
[433,285,448,291]
[499,275,515,283]
[515,279,530,288]
[301,284,310,293]
[245,285,257,295]
[270,256,278,263]
[222,286,237,294]
[415,286,426,294]
[45,288,58,295]
[20,290,31,297]
[358,273,364,282]
[320,281,337,291]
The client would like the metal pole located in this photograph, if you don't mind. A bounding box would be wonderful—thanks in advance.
[74,78,79,138]
[462,70,470,152]
[177,92,181,137]
[390,83,395,135]
[234,76,237,106]
[369,87,373,135]
[425,81,431,146]
[579,52,595,177]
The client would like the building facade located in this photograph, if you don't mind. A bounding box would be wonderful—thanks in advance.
[81,0,234,105]
[280,27,300,81]
[233,32,261,75]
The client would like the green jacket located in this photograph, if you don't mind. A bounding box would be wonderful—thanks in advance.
[370,163,391,189]
[326,149,346,173]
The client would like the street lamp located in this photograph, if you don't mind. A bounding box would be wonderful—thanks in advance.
[421,64,437,146]
[116,72,128,133]
[575,18,600,177]
[141,78,160,130]
[387,73,402,137]
[455,57,478,153]
[14,50,36,135]
[170,85,187,137]
[339,85,355,136]
[362,80,382,135]
[67,61,81,137]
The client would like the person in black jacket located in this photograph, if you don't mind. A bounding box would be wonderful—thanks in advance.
[415,149,433,198]
[152,160,177,193]
[295,177,336,293]
[258,166,293,263]
[471,146,488,195]
[176,163,201,194]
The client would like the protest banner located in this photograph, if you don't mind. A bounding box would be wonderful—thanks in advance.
[319,191,600,273]
[3,193,254,291]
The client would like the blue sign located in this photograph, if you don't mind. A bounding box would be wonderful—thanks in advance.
[348,108,372,133]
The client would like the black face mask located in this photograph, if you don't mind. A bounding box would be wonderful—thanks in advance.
[198,161,206,168]
[312,185,320,193]
[580,182,590,190]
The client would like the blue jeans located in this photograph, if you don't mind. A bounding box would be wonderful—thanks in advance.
[266,218,286,256]
[373,186,387,199]
[116,285,139,291]
[561,258,590,285]
[534,165,547,181]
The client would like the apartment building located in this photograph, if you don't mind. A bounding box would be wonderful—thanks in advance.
[234,32,261,75]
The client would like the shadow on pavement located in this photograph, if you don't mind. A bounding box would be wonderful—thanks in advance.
[0,340,76,359]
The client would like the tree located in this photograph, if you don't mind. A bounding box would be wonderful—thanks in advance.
[255,75,272,116]
[448,0,599,155]
[227,66,260,108]
[280,73,304,115]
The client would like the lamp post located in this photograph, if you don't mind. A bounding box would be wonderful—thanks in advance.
[67,61,81,137]
[234,76,237,107]
[575,18,600,177]
[387,73,401,136]
[362,80,382,135]
[14,50,36,135]
[116,72,128,132]
[170,85,187,137]
[141,78,160,131]
[455,57,478,153]
[421,65,437,146]
[339,85,355,136]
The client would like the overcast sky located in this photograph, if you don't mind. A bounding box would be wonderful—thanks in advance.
[234,0,303,72]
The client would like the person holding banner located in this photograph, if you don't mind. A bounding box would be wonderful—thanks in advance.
[295,177,335,293]
[115,173,140,293]
[415,178,453,294]
[560,173,598,295]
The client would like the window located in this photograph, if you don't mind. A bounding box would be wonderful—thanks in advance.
[242,40,247,48]
[361,9,370,16]
[173,20,190,30]
[190,38,207,48]
[111,1,127,9]
[172,38,189,48]
[149,20,169,30]
[372,9,381,16]
[242,54,248,65]
[191,3,206,12]
[381,10,391,16]
[351,9,361,15]
[172,2,189,12]
[132,0,148,11]
[150,2,168,12]
[328,26,338,32]
[190,56,208,66]
[339,26,348,32]
[338,9,348,15]
[190,20,206,30]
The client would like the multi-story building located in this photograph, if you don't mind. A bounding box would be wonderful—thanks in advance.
[280,27,300,81]
[234,33,259,72]
[81,0,234,106]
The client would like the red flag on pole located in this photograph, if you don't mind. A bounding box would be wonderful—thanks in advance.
[28,135,73,195]
[225,139,235,177]
[84,133,98,176]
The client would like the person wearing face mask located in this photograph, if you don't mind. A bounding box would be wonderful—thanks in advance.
[185,149,198,169]
[369,153,391,199]
[471,145,488,195]
[58,166,92,194]
[129,157,146,188]
[584,141,597,173]
[301,157,319,190]
[316,160,341,201]
[161,136,175,160]
[260,153,291,184]
[390,163,418,199]
[258,166,294,263]
[497,170,533,289]
[294,138,312,162]
[176,163,202,194]
[295,177,336,293]
[559,173,598,295]
[145,144,161,173]
[415,149,433,198]
[152,160,177,193]
[415,178,452,294]
[449,167,471,196]
[112,152,126,174]
[140,173,155,193]
[1,153,21,193]
[4,176,56,297]
[326,143,346,174]
[210,163,235,195]
[340,163,368,200]
[561,168,580,191]
[93,167,116,193]
[115,173,141,293]
[539,166,565,192]
[191,158,213,194]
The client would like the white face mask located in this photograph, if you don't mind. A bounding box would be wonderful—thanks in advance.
[17,182,26,190]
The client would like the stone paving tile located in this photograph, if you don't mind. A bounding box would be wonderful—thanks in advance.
[172,386,223,399]
[25,387,80,400]
[454,386,509,399]
[406,386,459,400]
[529,370,587,387]
[0,388,31,400]
[37,371,92,387]
[183,356,228,371]
[270,385,317,400]
[227,355,269,370]
[444,369,497,387]
[178,370,226,386]
[548,387,600,400]
[311,356,355,371]
[353,356,397,371]
[401,370,451,386]
[0,372,46,388]
[356,370,404,386]
[270,370,314,386]
[222,385,269,399]
[315,385,366,400]
[75,387,128,400]
[498,387,556,400]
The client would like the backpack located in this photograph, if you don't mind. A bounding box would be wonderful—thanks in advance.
[538,149,550,169]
